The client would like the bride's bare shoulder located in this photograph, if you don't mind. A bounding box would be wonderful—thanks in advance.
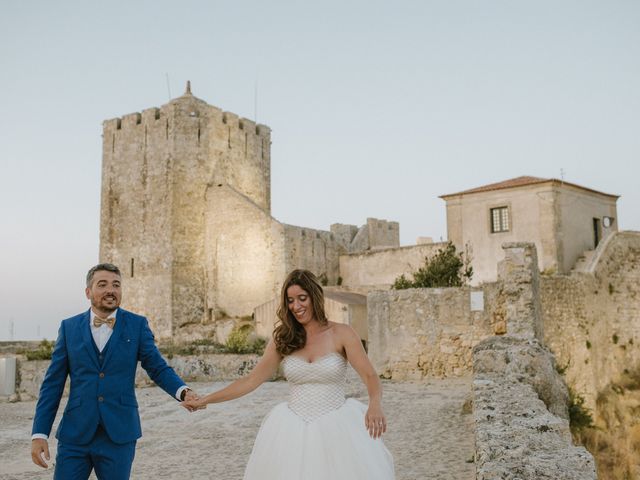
[328,321,358,339]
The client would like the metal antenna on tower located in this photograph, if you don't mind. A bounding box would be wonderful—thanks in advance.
[560,168,565,183]
[165,73,172,101]
[254,74,259,125]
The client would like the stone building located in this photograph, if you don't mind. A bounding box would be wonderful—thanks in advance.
[440,176,619,283]
[99,83,398,339]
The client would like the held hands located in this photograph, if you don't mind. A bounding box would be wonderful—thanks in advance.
[365,403,387,439]
[31,438,50,468]
[181,390,207,412]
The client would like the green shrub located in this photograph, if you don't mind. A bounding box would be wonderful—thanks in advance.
[392,242,473,289]
[568,390,594,433]
[21,339,55,361]
[224,326,266,355]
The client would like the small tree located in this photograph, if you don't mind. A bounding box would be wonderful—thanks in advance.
[392,242,472,289]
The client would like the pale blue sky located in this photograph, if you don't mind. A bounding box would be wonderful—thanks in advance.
[1,0,639,340]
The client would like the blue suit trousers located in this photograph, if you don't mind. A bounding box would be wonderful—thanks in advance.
[54,425,136,480]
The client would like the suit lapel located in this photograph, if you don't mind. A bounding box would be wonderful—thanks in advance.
[80,309,100,369]
[101,309,125,368]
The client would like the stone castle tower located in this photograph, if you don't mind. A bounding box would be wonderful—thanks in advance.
[100,82,272,338]
[100,83,399,339]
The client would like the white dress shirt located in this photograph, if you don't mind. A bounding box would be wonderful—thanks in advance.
[91,308,116,352]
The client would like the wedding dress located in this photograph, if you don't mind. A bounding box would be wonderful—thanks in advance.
[243,352,395,479]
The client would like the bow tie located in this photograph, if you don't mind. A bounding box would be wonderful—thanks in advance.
[93,315,116,329]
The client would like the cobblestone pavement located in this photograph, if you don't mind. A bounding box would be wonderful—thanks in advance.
[1,377,475,480]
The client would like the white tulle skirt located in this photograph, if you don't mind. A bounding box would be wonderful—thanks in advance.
[243,398,395,480]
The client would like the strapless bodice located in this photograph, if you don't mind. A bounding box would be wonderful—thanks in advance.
[282,352,347,422]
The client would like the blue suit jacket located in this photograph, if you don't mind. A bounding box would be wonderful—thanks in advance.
[32,308,185,445]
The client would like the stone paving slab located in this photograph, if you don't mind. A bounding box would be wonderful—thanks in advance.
[0,377,474,480]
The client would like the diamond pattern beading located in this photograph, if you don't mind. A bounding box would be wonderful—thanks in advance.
[283,353,347,423]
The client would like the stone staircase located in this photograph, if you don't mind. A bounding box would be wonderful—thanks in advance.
[572,249,596,272]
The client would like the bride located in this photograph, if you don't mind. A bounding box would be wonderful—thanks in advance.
[183,269,395,479]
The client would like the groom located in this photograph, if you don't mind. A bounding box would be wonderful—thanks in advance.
[31,263,199,479]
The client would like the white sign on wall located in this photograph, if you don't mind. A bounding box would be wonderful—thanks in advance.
[470,291,484,312]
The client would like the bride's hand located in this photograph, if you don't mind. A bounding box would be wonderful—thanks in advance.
[365,403,387,439]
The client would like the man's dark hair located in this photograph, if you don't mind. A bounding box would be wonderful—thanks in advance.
[86,263,121,287]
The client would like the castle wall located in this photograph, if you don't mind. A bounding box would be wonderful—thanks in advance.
[331,218,399,253]
[330,224,359,251]
[204,185,285,320]
[365,218,400,249]
[540,231,640,409]
[282,225,343,284]
[367,284,499,380]
[339,242,447,292]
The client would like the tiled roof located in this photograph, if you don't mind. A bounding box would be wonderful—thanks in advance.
[440,176,619,199]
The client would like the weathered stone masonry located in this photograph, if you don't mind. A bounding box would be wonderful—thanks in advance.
[100,86,400,340]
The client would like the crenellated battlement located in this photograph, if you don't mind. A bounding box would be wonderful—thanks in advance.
[103,91,270,141]
[103,108,162,131]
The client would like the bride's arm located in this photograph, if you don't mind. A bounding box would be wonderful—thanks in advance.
[184,339,282,408]
[338,324,387,439]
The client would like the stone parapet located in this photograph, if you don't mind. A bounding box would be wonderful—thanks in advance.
[498,242,544,340]
[472,336,596,479]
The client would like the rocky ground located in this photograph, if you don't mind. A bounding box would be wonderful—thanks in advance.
[0,377,474,480]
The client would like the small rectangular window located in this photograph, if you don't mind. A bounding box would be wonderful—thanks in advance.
[491,207,510,233]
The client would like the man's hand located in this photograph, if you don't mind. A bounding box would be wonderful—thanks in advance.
[181,389,206,412]
[31,438,50,468]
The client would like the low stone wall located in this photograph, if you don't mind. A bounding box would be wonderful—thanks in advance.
[11,354,260,401]
[472,336,596,479]
[367,285,500,380]
[471,243,596,478]
[339,242,446,291]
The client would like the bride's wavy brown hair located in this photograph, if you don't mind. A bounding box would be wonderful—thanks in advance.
[273,269,328,356]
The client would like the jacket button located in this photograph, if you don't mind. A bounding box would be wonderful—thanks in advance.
[98,396,104,402]
[99,372,105,378]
